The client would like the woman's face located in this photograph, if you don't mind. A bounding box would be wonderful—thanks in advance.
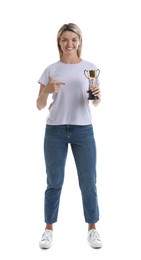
[59,31,80,56]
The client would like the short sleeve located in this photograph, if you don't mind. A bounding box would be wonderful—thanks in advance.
[38,67,50,86]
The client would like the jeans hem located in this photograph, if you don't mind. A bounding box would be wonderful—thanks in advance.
[85,218,99,224]
[45,220,57,224]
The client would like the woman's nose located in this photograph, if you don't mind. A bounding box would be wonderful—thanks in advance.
[67,40,72,46]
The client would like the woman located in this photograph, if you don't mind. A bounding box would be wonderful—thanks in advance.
[37,23,102,249]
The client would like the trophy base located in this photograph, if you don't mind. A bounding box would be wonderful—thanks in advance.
[87,90,100,100]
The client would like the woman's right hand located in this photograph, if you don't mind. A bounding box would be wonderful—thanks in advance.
[45,77,66,94]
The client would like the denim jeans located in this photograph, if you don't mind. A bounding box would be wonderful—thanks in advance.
[44,124,99,224]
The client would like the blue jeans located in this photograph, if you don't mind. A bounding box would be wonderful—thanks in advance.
[44,124,99,224]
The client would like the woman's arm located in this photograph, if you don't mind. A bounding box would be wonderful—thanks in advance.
[36,84,49,110]
[36,78,66,110]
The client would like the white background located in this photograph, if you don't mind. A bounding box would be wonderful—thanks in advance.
[0,0,141,259]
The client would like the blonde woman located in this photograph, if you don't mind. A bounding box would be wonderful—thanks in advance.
[37,23,102,249]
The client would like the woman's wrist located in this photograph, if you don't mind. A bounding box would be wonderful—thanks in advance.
[92,98,101,106]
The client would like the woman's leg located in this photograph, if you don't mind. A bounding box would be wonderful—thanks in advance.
[44,125,68,224]
[71,125,99,225]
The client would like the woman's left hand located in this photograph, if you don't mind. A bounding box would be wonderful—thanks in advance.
[90,84,101,98]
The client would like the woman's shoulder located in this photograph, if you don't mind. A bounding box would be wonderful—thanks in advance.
[81,59,97,69]
[44,61,60,71]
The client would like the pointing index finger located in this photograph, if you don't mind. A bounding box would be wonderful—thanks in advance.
[56,82,68,86]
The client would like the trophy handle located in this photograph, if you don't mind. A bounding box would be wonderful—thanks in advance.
[84,70,89,79]
[95,69,100,78]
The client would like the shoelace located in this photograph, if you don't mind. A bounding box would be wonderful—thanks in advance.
[42,231,52,241]
[90,230,101,242]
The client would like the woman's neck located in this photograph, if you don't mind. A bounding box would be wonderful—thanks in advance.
[60,55,81,64]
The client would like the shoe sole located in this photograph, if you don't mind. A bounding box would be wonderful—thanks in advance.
[39,243,52,249]
[90,243,102,249]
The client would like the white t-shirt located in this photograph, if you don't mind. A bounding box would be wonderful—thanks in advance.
[38,60,100,125]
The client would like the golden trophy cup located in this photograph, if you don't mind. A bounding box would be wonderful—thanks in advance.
[84,69,100,100]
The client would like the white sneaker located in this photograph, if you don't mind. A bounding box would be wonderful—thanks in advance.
[39,229,53,249]
[87,229,102,249]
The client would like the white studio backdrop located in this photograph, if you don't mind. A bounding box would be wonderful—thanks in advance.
[0,0,141,259]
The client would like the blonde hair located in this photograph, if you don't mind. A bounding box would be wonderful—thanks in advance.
[57,23,82,58]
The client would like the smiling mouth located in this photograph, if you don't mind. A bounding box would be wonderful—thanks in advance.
[66,47,75,51]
